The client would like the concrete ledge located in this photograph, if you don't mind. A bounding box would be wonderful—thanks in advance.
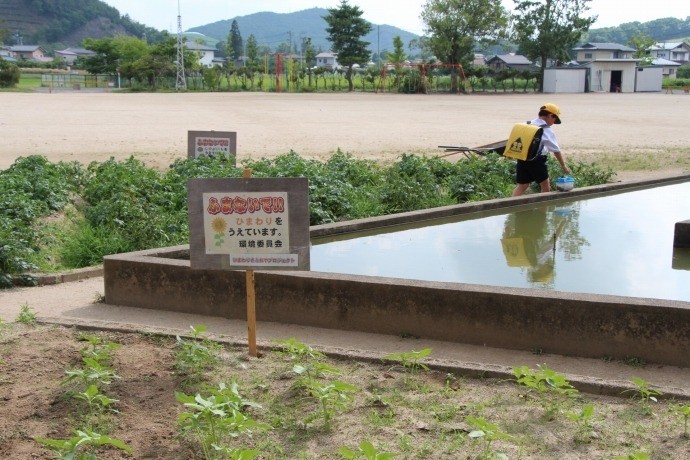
[37,266,104,286]
[104,247,690,368]
[104,175,690,368]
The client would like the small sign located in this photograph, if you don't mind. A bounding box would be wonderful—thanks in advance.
[188,177,310,271]
[187,130,237,161]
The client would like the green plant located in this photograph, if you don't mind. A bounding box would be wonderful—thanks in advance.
[77,332,121,365]
[35,428,132,459]
[303,378,358,429]
[16,303,37,325]
[73,384,119,420]
[275,336,326,362]
[566,403,595,443]
[466,416,518,460]
[174,324,222,382]
[512,364,579,419]
[276,337,356,429]
[612,453,650,460]
[382,348,432,375]
[176,381,270,459]
[276,337,341,386]
[339,440,397,459]
[63,356,121,390]
[623,377,663,415]
[674,404,690,438]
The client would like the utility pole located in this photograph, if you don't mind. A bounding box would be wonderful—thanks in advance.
[175,0,187,91]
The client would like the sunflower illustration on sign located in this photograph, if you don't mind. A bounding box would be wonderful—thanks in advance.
[210,217,227,247]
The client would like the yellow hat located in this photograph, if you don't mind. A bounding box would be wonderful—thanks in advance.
[541,103,562,124]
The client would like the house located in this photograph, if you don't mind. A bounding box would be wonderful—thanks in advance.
[648,42,690,65]
[9,45,51,62]
[54,48,96,66]
[572,42,635,61]
[486,53,535,72]
[315,52,339,69]
[650,57,682,79]
[184,41,218,68]
[572,42,640,93]
[472,53,486,66]
[0,45,16,62]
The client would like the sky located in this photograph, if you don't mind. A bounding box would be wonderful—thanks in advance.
[101,0,690,36]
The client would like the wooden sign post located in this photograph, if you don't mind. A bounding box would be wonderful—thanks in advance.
[243,168,257,356]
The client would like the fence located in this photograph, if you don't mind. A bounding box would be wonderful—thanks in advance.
[41,74,116,89]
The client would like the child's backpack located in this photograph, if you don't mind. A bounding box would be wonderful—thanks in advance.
[504,122,543,161]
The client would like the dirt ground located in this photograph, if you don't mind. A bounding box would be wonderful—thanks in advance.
[2,91,689,176]
[1,90,690,458]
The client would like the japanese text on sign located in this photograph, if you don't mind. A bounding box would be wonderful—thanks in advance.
[195,137,231,157]
[203,192,289,255]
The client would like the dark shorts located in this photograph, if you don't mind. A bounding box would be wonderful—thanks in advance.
[515,155,548,185]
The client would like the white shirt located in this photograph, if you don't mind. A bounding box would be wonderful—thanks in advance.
[530,118,561,154]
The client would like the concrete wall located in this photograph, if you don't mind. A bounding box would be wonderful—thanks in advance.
[104,175,690,368]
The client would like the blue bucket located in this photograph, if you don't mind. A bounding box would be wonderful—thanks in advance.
[555,176,575,191]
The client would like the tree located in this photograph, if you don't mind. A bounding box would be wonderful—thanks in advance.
[386,36,407,90]
[630,33,656,65]
[0,58,20,88]
[227,20,243,63]
[81,37,120,74]
[421,0,509,92]
[243,35,260,89]
[303,37,317,86]
[324,0,373,92]
[512,0,597,92]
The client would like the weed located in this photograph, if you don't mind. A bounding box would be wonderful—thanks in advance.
[77,332,121,366]
[339,440,397,459]
[93,291,106,303]
[35,429,132,458]
[566,403,596,443]
[674,404,690,438]
[303,378,357,429]
[176,381,270,459]
[275,337,326,363]
[382,348,432,375]
[512,364,579,419]
[622,357,646,367]
[612,453,650,460]
[174,324,222,383]
[622,377,663,415]
[466,415,519,460]
[16,303,37,325]
[63,356,121,390]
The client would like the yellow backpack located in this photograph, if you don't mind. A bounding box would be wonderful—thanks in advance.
[504,122,543,161]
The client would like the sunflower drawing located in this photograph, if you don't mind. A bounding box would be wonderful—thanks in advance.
[211,217,227,247]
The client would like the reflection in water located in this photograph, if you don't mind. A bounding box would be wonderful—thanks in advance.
[501,206,574,286]
[311,182,690,301]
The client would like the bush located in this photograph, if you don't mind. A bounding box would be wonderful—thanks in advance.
[0,58,21,88]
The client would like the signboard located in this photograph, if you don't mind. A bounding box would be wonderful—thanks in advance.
[187,130,237,162]
[188,177,310,271]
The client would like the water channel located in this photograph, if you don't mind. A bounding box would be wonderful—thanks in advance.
[311,182,690,302]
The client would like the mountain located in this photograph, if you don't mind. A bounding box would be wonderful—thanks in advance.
[583,16,690,44]
[0,0,165,49]
[2,0,687,58]
[186,8,420,55]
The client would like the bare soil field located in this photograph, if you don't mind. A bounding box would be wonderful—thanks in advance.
[2,91,689,179]
[2,323,690,459]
